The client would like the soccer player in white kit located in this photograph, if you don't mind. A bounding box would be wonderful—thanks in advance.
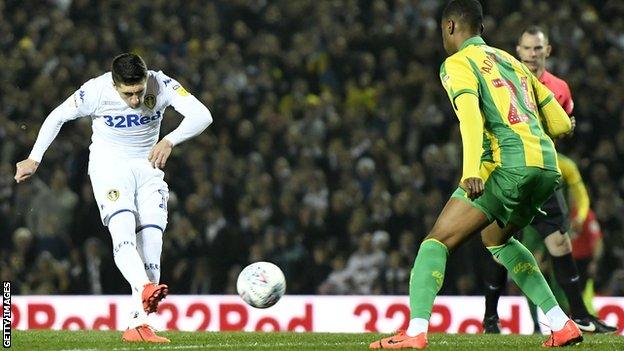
[14,53,213,343]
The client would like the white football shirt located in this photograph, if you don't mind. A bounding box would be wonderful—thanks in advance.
[29,70,212,163]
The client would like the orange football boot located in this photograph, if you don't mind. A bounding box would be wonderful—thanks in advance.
[542,320,583,347]
[142,283,168,314]
[122,324,170,343]
[369,330,428,349]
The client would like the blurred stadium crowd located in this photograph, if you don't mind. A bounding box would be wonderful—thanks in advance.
[1,0,624,298]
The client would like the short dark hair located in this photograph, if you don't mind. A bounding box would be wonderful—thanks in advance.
[442,0,483,34]
[111,53,147,85]
[520,25,549,43]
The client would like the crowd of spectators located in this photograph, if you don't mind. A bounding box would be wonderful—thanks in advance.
[1,0,624,299]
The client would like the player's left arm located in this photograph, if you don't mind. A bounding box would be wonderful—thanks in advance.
[531,75,572,138]
[150,75,213,169]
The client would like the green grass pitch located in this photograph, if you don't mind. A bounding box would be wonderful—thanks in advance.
[10,330,624,350]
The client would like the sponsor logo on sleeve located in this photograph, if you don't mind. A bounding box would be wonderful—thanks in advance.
[172,84,190,96]
[144,94,156,109]
[73,90,86,107]
[442,74,451,88]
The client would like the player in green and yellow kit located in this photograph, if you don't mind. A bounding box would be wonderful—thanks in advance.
[369,0,581,349]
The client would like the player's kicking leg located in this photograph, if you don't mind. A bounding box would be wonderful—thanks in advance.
[136,225,167,314]
[123,227,168,343]
[121,280,169,343]
[124,171,170,343]
[122,264,169,343]
[106,211,169,343]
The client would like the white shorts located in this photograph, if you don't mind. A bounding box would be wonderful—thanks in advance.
[89,158,169,231]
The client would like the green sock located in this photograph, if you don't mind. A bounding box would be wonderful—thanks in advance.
[409,239,449,319]
[487,238,558,314]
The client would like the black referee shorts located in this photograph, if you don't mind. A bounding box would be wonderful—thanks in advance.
[530,188,570,238]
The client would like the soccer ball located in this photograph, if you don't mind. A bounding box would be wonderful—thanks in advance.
[237,262,286,309]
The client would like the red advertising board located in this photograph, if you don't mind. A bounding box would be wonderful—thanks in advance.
[10,296,623,334]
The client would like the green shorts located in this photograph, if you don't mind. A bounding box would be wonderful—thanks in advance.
[452,166,561,228]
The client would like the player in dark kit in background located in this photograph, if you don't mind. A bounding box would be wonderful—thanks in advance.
[480,26,616,334]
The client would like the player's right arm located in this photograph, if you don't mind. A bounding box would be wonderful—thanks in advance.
[14,80,96,183]
[440,57,484,199]
[531,75,572,138]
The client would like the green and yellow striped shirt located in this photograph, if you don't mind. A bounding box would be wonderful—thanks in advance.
[440,36,560,172]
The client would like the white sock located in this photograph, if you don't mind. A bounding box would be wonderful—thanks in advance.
[108,211,150,292]
[137,227,163,283]
[128,288,148,328]
[544,305,569,331]
[406,318,428,336]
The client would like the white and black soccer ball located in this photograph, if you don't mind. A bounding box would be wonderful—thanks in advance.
[237,262,286,309]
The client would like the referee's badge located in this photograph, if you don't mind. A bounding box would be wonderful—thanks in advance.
[144,94,156,109]
[107,189,120,202]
